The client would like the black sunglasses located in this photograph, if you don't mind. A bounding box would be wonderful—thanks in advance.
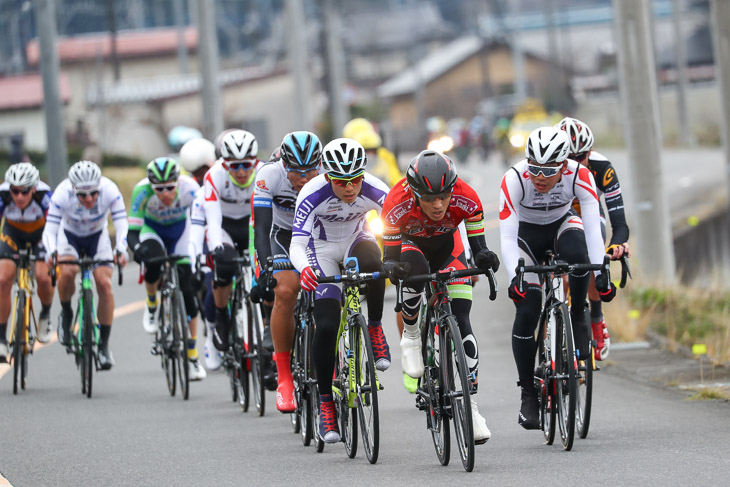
[10,187,31,196]
[76,190,99,199]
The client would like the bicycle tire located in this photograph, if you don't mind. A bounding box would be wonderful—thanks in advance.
[160,293,176,396]
[299,313,314,446]
[174,290,190,400]
[334,321,358,459]
[290,308,304,434]
[231,287,245,404]
[311,387,325,453]
[555,302,576,451]
[12,290,25,395]
[239,301,252,413]
[441,316,474,472]
[577,352,593,439]
[82,289,94,399]
[250,300,266,416]
[354,314,378,464]
[423,319,450,466]
[537,310,556,445]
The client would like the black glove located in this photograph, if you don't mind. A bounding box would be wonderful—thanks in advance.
[258,270,277,302]
[132,244,146,264]
[595,271,616,302]
[475,249,500,272]
[206,246,225,269]
[508,276,526,303]
[383,260,411,283]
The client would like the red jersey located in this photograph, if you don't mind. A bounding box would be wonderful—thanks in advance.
[381,177,485,250]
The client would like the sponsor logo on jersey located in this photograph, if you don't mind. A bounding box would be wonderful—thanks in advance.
[318,212,362,223]
[603,168,615,187]
[387,201,412,224]
[256,179,268,190]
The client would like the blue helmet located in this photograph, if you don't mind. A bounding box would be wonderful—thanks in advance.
[280,131,322,168]
[168,126,203,153]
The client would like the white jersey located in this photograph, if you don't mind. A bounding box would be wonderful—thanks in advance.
[203,161,255,249]
[290,173,390,272]
[252,160,301,230]
[42,177,128,255]
[189,187,207,259]
[499,159,604,280]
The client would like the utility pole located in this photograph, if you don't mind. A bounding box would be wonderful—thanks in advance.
[613,0,675,282]
[36,0,68,187]
[672,0,691,146]
[510,0,527,102]
[173,0,190,74]
[197,0,223,140]
[710,0,730,198]
[285,0,312,130]
[323,0,348,136]
[106,0,120,81]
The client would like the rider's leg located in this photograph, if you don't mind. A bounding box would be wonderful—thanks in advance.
[210,244,236,351]
[397,245,429,378]
[312,296,342,443]
[178,264,206,380]
[0,259,17,334]
[93,265,115,369]
[57,256,79,345]
[140,239,165,333]
[272,270,299,412]
[557,225,591,360]
[34,260,53,308]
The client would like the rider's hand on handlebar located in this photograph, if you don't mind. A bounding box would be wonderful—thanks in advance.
[508,276,526,303]
[606,243,630,261]
[300,266,319,292]
[595,271,616,302]
[206,245,225,269]
[383,260,411,283]
[475,249,500,272]
[114,248,128,268]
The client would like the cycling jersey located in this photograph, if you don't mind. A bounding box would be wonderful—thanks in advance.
[499,159,603,280]
[252,160,300,230]
[290,173,390,273]
[571,151,629,247]
[0,181,52,239]
[381,177,486,262]
[42,177,128,256]
[203,160,257,250]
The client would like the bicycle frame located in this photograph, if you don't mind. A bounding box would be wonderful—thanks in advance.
[5,246,38,394]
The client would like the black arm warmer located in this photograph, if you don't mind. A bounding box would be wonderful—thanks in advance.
[467,233,488,255]
[127,229,141,251]
[253,206,274,265]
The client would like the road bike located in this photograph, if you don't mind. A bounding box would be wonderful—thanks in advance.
[145,254,191,400]
[515,251,610,450]
[3,244,40,394]
[318,257,385,464]
[395,267,497,472]
[51,252,123,398]
[291,282,320,449]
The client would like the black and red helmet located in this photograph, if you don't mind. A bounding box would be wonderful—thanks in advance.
[406,150,457,196]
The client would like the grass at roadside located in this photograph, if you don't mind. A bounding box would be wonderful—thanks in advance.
[104,166,146,209]
[606,280,730,366]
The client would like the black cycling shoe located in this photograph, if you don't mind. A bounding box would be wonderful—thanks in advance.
[518,383,540,430]
[262,354,277,391]
[262,326,274,353]
[98,345,115,371]
[57,308,73,347]
[212,309,230,352]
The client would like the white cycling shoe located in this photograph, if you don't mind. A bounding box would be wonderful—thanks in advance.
[142,307,157,334]
[37,314,54,344]
[400,332,424,379]
[189,358,207,381]
[472,401,492,444]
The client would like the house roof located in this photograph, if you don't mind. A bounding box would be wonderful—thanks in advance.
[86,65,285,106]
[377,36,487,98]
[26,27,198,67]
[0,73,71,111]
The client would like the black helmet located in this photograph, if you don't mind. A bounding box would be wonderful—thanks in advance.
[406,150,457,196]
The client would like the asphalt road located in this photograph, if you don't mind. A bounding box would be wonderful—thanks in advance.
[2,150,730,486]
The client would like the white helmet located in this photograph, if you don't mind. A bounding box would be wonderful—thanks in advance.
[322,138,367,177]
[525,127,570,165]
[68,160,102,191]
[556,117,595,155]
[218,130,258,161]
[5,162,39,188]
[179,138,216,172]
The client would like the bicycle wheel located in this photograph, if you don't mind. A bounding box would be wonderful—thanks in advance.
[249,300,266,416]
[555,303,576,451]
[311,385,325,453]
[334,322,358,459]
[354,315,378,464]
[239,302,252,413]
[290,312,304,434]
[174,291,190,400]
[440,316,474,472]
[159,293,176,396]
[577,353,593,439]
[12,290,25,395]
[299,316,314,446]
[537,312,556,445]
[231,289,246,404]
[423,319,450,466]
[82,289,95,399]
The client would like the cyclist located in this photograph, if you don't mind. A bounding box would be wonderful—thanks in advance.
[349,128,402,187]
[179,137,217,186]
[203,129,260,351]
[290,138,391,443]
[557,117,630,361]
[380,150,500,444]
[129,157,206,380]
[0,163,53,362]
[42,161,128,370]
[168,126,203,157]
[498,127,616,430]
[253,131,322,413]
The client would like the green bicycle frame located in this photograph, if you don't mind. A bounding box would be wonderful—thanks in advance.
[76,266,99,351]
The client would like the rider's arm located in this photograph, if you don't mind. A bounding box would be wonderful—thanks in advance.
[202,166,224,250]
[498,169,523,281]
[189,189,206,259]
[127,180,150,254]
[41,183,68,256]
[108,182,129,252]
[599,161,630,247]
[573,166,605,270]
[290,181,323,273]
[381,184,404,262]
[252,166,275,264]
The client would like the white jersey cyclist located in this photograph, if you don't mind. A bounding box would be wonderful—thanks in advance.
[253,160,301,230]
[43,177,128,259]
[203,160,256,250]
[290,172,390,274]
[499,158,604,281]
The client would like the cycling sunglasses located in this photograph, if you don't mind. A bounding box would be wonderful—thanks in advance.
[418,191,452,203]
[75,190,99,199]
[526,163,562,178]
[10,186,32,196]
[226,159,256,171]
[286,164,319,178]
[153,184,177,193]
[328,174,364,187]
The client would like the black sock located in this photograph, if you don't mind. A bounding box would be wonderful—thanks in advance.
[61,301,72,315]
[99,324,111,347]
[41,304,52,316]
[589,299,603,323]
